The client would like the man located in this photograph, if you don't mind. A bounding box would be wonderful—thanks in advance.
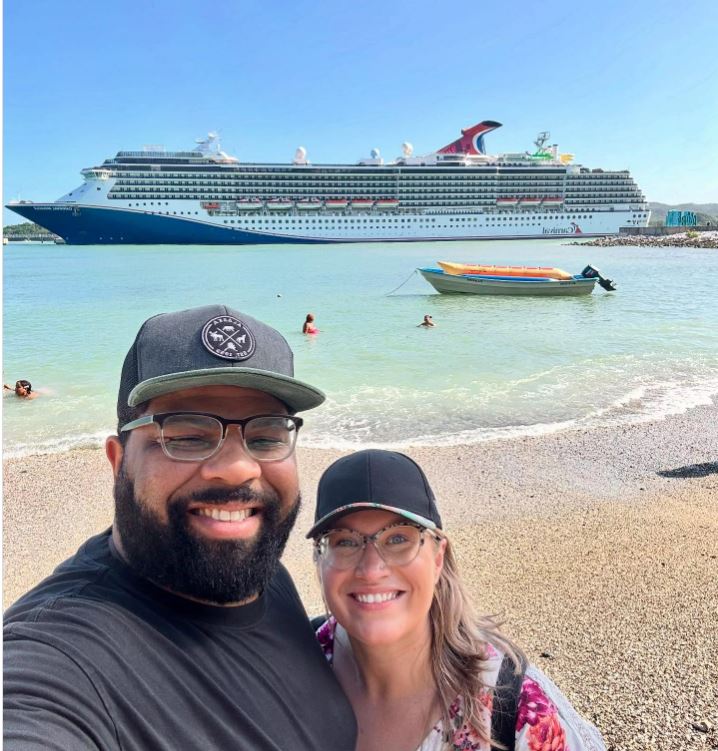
[4,305,356,750]
[417,314,436,328]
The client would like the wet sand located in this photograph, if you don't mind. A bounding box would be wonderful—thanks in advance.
[3,405,717,750]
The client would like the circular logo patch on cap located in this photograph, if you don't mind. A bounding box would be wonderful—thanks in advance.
[201,316,256,360]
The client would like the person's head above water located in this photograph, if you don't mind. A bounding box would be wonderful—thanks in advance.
[15,379,32,394]
[107,304,325,605]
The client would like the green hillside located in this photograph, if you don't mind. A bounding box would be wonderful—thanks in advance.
[2,221,56,238]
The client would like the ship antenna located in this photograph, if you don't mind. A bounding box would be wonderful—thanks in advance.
[534,131,550,152]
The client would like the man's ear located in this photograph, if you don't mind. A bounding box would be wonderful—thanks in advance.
[105,435,124,479]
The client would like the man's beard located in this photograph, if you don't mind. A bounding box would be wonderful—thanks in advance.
[113,463,300,604]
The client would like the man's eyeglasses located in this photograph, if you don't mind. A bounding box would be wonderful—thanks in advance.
[120,412,303,462]
[314,522,441,570]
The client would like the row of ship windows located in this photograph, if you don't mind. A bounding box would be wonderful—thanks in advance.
[219,219,589,229]
[110,190,641,200]
[107,172,635,184]
[107,165,632,177]
[111,181,571,190]
[116,199,640,210]
[117,184,632,194]
[217,215,599,224]
[109,179,636,190]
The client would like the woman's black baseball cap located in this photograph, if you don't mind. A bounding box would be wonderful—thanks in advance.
[307,449,443,538]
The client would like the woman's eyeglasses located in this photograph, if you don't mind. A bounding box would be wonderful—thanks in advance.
[314,522,441,570]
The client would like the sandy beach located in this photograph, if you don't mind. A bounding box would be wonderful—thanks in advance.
[3,405,717,750]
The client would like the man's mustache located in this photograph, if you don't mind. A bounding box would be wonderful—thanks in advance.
[175,485,281,508]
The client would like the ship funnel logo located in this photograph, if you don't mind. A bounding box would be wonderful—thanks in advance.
[201,316,256,360]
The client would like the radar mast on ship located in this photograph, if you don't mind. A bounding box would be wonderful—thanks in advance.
[193,132,238,163]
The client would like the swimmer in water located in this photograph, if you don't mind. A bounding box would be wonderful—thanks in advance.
[303,313,319,335]
[4,379,40,400]
[417,314,436,327]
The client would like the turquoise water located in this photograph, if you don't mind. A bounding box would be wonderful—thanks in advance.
[3,239,718,456]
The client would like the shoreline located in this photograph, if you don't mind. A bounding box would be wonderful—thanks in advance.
[567,230,718,248]
[3,405,717,750]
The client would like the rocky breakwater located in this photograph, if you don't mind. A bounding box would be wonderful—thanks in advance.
[567,231,718,249]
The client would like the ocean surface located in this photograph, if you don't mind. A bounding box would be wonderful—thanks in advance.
[3,239,718,457]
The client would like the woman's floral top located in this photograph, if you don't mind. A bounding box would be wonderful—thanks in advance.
[316,617,606,751]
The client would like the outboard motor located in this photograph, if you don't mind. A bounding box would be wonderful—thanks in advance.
[581,264,617,292]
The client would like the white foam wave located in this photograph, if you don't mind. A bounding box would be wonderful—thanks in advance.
[4,377,718,456]
[3,429,110,459]
[302,376,718,449]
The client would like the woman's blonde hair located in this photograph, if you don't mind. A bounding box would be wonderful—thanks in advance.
[430,535,525,745]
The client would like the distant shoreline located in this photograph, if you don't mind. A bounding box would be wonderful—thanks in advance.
[568,229,718,248]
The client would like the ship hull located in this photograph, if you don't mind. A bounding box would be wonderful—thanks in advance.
[7,202,639,245]
[5,203,324,245]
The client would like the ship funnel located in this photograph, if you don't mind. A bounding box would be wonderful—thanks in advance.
[293,146,308,165]
[437,121,502,156]
[402,142,413,157]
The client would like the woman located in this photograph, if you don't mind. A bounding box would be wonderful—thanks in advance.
[303,313,319,334]
[308,449,605,751]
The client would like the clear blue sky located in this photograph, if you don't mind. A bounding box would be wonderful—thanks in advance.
[3,0,717,224]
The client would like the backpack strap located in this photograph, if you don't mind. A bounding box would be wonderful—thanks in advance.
[309,614,327,631]
[490,654,526,750]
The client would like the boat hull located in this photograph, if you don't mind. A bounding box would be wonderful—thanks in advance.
[419,268,597,296]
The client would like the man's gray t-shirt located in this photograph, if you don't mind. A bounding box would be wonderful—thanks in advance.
[4,531,356,750]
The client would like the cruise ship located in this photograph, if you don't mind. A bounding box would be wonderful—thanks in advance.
[6,122,650,244]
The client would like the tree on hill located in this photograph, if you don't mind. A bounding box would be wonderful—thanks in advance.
[2,222,55,238]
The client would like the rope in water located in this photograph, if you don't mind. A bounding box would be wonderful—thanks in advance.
[385,268,418,296]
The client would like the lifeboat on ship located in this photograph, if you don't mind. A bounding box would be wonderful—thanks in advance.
[437,261,574,280]
[351,198,374,209]
[201,202,221,210]
[266,199,294,211]
[542,196,564,207]
[236,198,263,210]
[375,198,400,209]
[296,198,322,210]
[325,199,349,209]
[496,197,518,206]
[519,197,542,207]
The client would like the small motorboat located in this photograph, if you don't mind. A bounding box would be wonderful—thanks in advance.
[419,264,616,297]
